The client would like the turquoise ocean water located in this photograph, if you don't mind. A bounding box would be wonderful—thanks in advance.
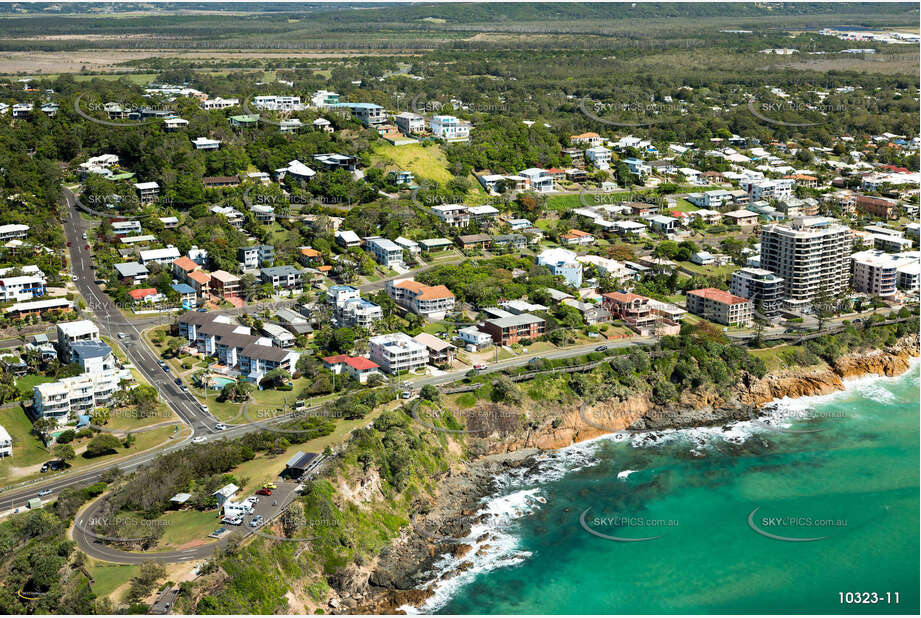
[413,361,920,614]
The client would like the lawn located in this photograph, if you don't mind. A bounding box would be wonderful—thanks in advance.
[371,143,453,185]
[672,198,699,212]
[14,374,56,396]
[677,260,739,277]
[0,405,51,481]
[156,509,223,549]
[86,561,141,601]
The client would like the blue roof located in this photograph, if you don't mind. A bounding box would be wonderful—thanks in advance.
[172,282,195,294]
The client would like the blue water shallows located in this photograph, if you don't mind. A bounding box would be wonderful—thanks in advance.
[417,362,920,615]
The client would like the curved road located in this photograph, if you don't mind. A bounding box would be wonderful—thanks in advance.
[73,479,303,564]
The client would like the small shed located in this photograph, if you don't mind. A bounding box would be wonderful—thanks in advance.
[284,451,318,479]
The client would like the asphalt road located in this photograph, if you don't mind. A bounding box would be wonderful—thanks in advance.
[73,480,303,564]
[64,188,217,434]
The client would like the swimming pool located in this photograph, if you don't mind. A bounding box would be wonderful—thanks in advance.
[211,377,236,389]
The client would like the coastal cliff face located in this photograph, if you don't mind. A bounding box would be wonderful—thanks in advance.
[737,333,919,406]
[332,335,921,614]
[485,333,920,453]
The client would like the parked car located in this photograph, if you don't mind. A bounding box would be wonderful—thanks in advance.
[256,488,273,496]
[221,515,243,526]
[400,391,413,399]
[249,515,265,528]
[595,345,608,352]
[66,241,72,247]
[175,377,183,385]
[473,363,487,370]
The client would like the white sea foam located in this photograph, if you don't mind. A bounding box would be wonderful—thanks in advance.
[403,356,920,612]
[402,487,542,614]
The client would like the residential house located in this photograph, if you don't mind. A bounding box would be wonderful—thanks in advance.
[238,244,275,270]
[56,320,101,363]
[458,326,493,351]
[412,333,456,367]
[365,237,404,267]
[260,265,302,292]
[519,168,554,192]
[209,270,241,299]
[646,215,678,235]
[6,298,73,319]
[387,278,456,319]
[335,230,362,248]
[457,234,491,250]
[134,182,160,204]
[192,137,221,150]
[172,282,197,308]
[431,204,471,227]
[430,115,470,140]
[275,159,316,183]
[322,354,381,384]
[394,112,425,135]
[722,209,760,227]
[560,229,595,245]
[570,132,603,147]
[261,322,295,348]
[537,248,583,287]
[584,146,612,169]
[561,298,611,325]
[602,292,658,335]
[139,247,181,265]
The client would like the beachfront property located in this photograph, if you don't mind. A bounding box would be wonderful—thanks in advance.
[368,332,429,373]
[481,313,546,345]
[730,267,785,316]
[760,217,853,308]
[685,288,754,327]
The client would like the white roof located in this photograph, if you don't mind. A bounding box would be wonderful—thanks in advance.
[134,181,159,190]
[140,247,181,261]
[0,424,10,443]
[336,230,361,243]
[213,483,239,498]
[723,209,759,218]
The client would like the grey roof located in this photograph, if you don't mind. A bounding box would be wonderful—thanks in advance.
[261,265,301,278]
[241,342,290,362]
[486,313,545,328]
[70,340,112,359]
[114,261,148,277]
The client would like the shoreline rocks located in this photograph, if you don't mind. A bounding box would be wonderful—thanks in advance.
[347,335,920,614]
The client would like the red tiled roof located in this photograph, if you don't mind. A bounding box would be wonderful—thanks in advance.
[188,270,211,285]
[322,354,350,365]
[687,287,749,305]
[172,256,199,272]
[129,288,157,300]
[603,291,646,303]
[345,357,379,371]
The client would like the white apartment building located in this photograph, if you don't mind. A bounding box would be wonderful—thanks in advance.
[57,320,101,362]
[33,367,130,423]
[0,425,11,458]
[760,217,853,305]
[394,112,425,134]
[851,250,920,297]
[252,95,304,111]
[369,332,429,373]
[201,97,239,110]
[365,237,404,267]
[430,115,470,140]
[0,267,46,302]
[386,278,456,319]
[741,178,794,202]
[584,146,612,169]
[339,297,383,328]
[431,204,471,227]
[730,267,785,316]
